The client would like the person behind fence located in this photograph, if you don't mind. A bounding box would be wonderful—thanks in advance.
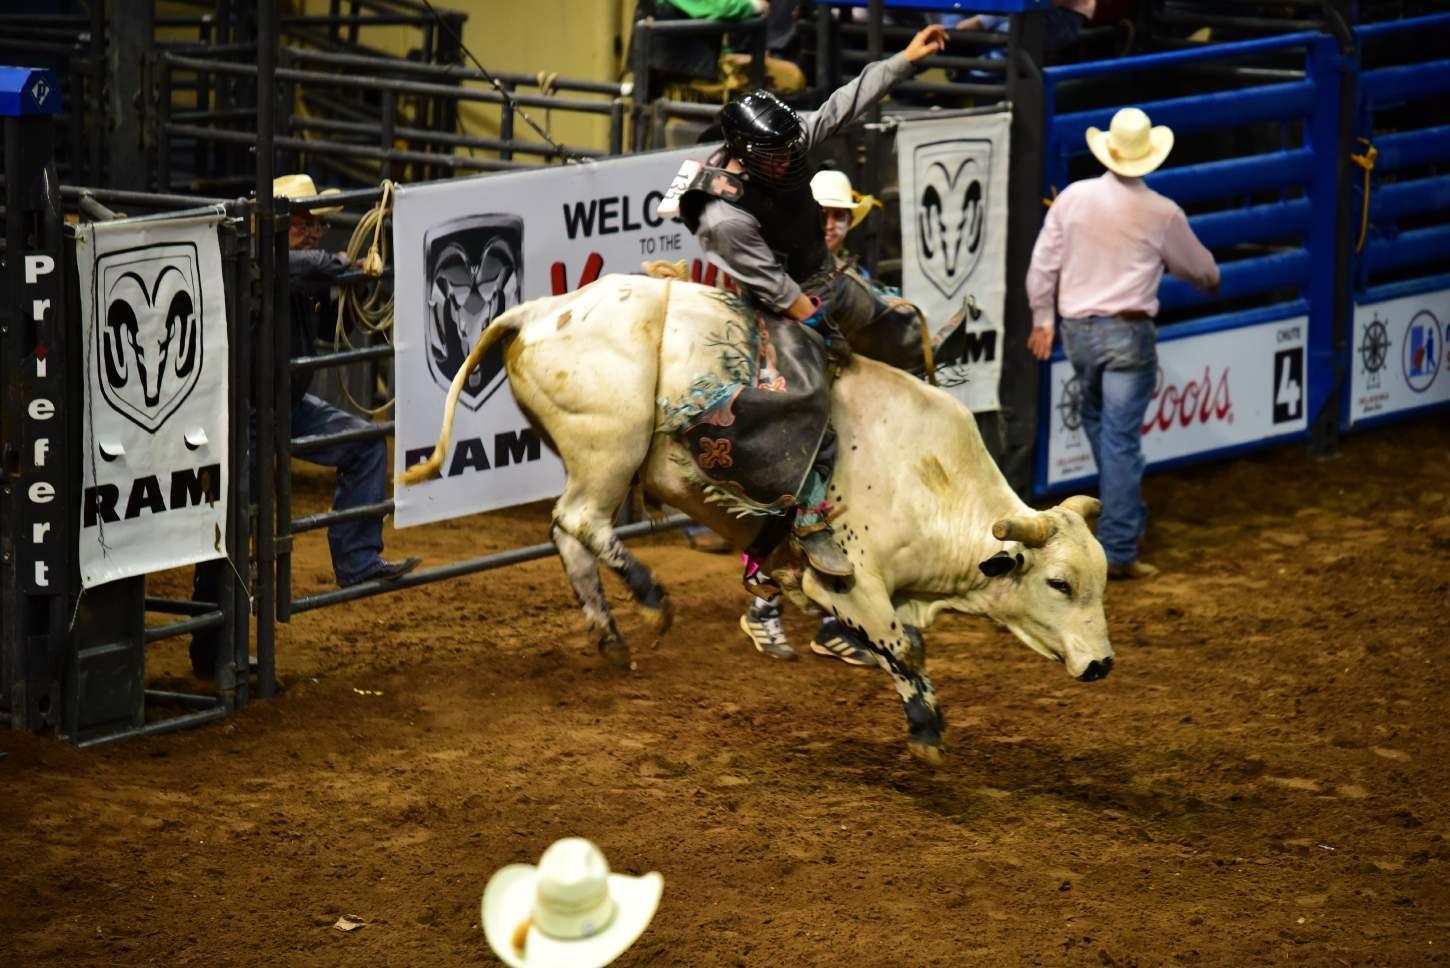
[190,175,419,676]
[1025,108,1219,580]
[662,22,948,584]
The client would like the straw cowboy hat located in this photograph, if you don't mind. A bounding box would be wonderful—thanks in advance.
[482,838,663,968]
[810,170,877,229]
[272,173,343,215]
[1085,108,1174,178]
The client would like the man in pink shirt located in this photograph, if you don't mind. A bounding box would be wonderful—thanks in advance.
[1026,108,1220,579]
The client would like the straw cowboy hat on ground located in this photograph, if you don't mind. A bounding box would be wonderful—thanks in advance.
[1086,107,1174,178]
[810,169,877,228]
[272,173,343,215]
[482,838,663,968]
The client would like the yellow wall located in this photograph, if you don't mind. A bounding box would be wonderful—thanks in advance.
[298,0,637,159]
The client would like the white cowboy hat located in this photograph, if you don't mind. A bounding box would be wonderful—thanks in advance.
[1085,108,1174,178]
[810,169,876,229]
[482,838,663,968]
[272,173,343,215]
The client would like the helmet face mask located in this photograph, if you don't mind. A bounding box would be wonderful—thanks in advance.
[720,91,810,190]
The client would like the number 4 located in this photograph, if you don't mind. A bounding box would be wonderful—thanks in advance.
[1277,355,1301,418]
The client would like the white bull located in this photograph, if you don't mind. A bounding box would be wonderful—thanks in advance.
[403,274,1113,763]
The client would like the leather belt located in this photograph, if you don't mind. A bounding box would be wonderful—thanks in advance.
[1117,309,1152,321]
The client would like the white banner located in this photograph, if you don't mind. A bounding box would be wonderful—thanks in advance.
[1348,287,1450,425]
[1045,316,1307,488]
[393,148,708,527]
[896,110,1011,413]
[77,214,230,587]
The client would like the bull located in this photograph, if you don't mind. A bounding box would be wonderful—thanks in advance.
[403,274,1112,764]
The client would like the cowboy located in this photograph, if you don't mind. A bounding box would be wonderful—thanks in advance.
[190,174,419,678]
[482,837,663,968]
[1026,108,1220,580]
[666,22,949,580]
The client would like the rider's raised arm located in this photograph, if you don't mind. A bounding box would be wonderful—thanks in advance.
[801,23,946,151]
[696,203,803,314]
[801,53,913,152]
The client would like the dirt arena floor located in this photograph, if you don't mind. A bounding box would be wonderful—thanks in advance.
[3,415,1449,966]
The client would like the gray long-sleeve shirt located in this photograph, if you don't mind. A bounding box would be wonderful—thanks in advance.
[695,52,915,312]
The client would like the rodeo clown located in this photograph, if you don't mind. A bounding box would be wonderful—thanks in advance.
[657,23,948,660]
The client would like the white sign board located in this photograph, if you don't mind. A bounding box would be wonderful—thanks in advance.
[896,110,1011,413]
[1348,287,1450,424]
[76,213,230,587]
[1045,316,1308,488]
[392,148,708,527]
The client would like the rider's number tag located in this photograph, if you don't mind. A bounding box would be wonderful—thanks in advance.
[656,159,702,220]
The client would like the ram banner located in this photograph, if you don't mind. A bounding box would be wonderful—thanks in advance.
[392,147,715,526]
[896,109,1011,413]
[76,213,230,587]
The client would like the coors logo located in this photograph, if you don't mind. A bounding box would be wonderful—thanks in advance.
[424,214,523,411]
[94,243,204,433]
[914,139,990,300]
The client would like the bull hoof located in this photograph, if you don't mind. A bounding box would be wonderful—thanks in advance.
[597,636,633,669]
[908,741,945,767]
[637,595,673,636]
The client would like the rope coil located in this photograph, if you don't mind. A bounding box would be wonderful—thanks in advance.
[332,180,395,415]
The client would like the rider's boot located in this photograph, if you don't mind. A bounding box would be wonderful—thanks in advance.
[792,520,852,577]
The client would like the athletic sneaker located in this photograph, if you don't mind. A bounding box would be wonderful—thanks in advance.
[810,619,878,667]
[740,600,797,661]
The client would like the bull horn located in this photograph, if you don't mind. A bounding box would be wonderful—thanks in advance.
[992,514,1054,548]
[1060,495,1102,522]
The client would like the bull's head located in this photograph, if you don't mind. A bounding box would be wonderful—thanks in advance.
[977,495,1114,682]
[104,267,198,408]
[918,160,984,282]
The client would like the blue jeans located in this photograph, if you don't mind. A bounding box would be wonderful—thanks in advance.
[1059,316,1157,567]
[292,394,389,585]
[194,394,389,604]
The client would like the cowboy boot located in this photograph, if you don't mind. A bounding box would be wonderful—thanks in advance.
[791,521,853,578]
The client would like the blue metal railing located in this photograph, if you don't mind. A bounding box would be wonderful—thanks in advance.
[1034,30,1346,496]
[1342,13,1450,429]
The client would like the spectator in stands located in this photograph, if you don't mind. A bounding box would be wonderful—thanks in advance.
[630,0,805,105]
[951,0,1095,50]
[190,174,418,678]
[1025,108,1219,580]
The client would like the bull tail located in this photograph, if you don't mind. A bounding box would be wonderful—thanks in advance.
[400,306,525,486]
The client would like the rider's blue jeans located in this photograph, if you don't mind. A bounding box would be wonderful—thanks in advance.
[1059,316,1158,567]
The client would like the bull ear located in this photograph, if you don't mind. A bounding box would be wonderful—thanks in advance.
[978,550,1018,578]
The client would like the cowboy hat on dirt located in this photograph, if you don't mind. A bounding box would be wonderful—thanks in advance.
[809,170,877,229]
[1085,107,1174,178]
[482,837,663,968]
[272,173,343,216]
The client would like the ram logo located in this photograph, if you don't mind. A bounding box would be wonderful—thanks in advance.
[93,243,204,433]
[423,214,524,411]
[914,139,991,300]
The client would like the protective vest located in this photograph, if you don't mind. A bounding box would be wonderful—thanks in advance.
[677,166,833,288]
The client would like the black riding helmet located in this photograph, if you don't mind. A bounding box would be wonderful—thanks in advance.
[718,90,809,190]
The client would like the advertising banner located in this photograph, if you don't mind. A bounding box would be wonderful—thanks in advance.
[1045,316,1308,489]
[76,213,230,587]
[392,148,709,527]
[896,110,1011,413]
[1348,287,1450,425]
